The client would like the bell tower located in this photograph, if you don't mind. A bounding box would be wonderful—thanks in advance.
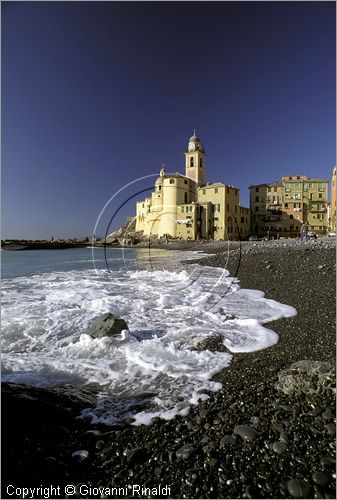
[185,130,206,187]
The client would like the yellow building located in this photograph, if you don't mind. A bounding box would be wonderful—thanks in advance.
[136,132,250,240]
[330,166,336,233]
[250,175,329,237]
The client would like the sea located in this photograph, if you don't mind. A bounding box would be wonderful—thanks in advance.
[1,246,297,425]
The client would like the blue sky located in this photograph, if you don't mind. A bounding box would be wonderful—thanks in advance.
[2,1,336,239]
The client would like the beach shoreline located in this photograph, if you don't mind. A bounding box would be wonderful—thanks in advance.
[2,238,336,499]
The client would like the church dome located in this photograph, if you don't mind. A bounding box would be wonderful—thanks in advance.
[188,130,204,152]
[189,133,200,142]
[189,129,202,142]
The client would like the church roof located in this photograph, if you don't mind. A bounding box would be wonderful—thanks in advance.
[189,129,201,143]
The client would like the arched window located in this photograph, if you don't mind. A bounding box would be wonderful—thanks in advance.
[184,192,188,203]
[190,157,194,167]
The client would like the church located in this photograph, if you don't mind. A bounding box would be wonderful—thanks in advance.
[135,132,250,240]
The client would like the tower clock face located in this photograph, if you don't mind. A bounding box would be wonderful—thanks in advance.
[189,143,195,151]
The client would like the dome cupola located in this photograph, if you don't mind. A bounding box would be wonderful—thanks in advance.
[188,129,204,152]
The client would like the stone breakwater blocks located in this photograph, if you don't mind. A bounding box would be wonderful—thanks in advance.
[86,312,129,339]
[276,360,336,398]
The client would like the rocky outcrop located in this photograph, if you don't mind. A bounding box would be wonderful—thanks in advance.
[86,312,129,339]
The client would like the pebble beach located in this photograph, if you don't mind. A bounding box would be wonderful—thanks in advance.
[2,238,336,499]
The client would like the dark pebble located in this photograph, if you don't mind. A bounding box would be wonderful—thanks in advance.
[322,410,334,420]
[326,424,335,435]
[287,478,313,498]
[321,456,336,467]
[245,485,259,498]
[233,425,258,441]
[125,447,148,465]
[176,444,195,460]
[272,441,287,454]
[220,435,236,447]
[308,408,322,417]
[279,431,289,442]
[312,471,330,486]
[71,450,89,462]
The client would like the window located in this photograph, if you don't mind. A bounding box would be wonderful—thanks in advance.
[214,188,218,194]
[297,176,301,180]
[284,203,288,208]
[255,196,259,202]
[203,189,206,195]
[214,204,220,212]
[200,159,203,168]
[267,187,271,192]
[158,185,162,191]
[256,187,259,193]
[294,193,300,199]
[184,192,188,203]
[227,203,229,211]
[255,207,259,212]
[241,217,244,223]
[290,215,294,219]
[289,176,293,180]
[235,190,238,196]
[304,183,308,192]
[285,183,290,192]
[318,183,324,192]
[309,183,313,188]
[227,187,229,194]
[142,203,144,208]
[274,187,277,192]
[181,207,184,212]
[184,180,188,185]
[169,179,175,184]
[319,193,323,199]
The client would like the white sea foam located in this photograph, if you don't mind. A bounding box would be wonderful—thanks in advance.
[1,254,297,425]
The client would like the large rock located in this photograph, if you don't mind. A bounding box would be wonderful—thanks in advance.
[276,359,335,399]
[86,312,129,339]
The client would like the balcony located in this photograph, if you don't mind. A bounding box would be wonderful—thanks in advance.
[264,216,281,222]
